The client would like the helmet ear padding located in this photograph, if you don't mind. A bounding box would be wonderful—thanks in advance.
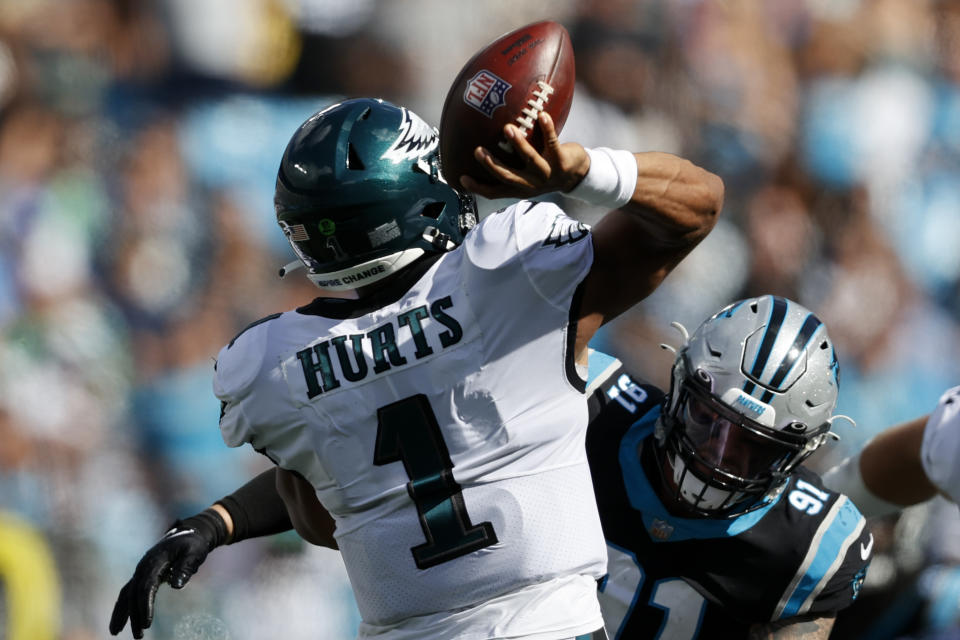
[274,98,476,289]
[654,295,842,518]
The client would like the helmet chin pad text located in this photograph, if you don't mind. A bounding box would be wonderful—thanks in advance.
[306,248,425,291]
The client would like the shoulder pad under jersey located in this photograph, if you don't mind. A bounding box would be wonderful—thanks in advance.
[213,313,281,402]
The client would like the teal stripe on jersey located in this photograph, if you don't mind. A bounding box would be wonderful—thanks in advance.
[776,496,865,619]
[586,349,622,393]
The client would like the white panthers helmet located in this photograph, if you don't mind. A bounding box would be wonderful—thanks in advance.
[655,295,842,517]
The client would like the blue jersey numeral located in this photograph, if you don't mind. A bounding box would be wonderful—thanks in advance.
[607,374,649,413]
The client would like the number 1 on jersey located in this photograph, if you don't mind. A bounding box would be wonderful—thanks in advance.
[374,394,498,569]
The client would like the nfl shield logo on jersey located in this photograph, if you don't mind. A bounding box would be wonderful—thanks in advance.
[851,566,868,600]
[650,518,674,541]
[463,70,511,117]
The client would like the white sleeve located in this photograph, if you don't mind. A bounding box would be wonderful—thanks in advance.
[921,385,960,504]
[465,201,594,310]
[212,321,272,449]
[512,201,594,309]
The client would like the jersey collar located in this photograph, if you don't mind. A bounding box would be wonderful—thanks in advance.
[296,254,443,319]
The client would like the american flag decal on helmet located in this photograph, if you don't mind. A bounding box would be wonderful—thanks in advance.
[280,221,310,242]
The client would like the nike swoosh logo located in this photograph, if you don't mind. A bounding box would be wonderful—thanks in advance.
[860,533,874,560]
[161,529,196,542]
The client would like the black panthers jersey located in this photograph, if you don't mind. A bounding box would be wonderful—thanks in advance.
[583,352,872,639]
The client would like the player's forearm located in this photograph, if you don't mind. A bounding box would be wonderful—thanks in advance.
[822,414,939,517]
[205,466,339,550]
[859,415,938,505]
[623,151,724,246]
[568,147,722,242]
[275,467,338,549]
[747,613,835,639]
[209,503,234,539]
[214,467,294,544]
[571,154,721,338]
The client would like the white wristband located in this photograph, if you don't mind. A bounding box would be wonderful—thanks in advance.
[566,147,638,208]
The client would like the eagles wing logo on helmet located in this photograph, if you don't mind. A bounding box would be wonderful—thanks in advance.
[381,108,439,163]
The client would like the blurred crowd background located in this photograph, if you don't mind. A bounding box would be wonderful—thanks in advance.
[0,0,958,638]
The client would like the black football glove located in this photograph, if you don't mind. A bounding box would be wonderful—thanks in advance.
[109,508,228,638]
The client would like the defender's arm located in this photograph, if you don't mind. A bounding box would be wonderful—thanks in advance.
[747,613,835,639]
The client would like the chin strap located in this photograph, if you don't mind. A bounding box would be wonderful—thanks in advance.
[458,192,478,234]
[278,260,303,278]
[422,226,456,251]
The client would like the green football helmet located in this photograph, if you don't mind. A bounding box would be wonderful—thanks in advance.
[274,98,477,291]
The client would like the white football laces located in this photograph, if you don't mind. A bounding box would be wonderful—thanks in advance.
[498,81,555,153]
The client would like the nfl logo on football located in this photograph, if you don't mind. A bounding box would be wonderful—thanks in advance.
[650,518,674,541]
[463,70,512,117]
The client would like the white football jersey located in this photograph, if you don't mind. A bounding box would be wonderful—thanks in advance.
[214,201,607,640]
[921,385,960,505]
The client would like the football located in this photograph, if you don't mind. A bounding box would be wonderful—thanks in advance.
[439,20,575,189]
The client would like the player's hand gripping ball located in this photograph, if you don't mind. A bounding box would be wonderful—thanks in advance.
[439,20,575,190]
